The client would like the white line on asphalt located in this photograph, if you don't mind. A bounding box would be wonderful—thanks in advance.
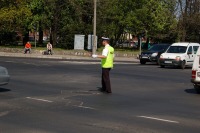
[26,97,53,103]
[137,116,179,124]
[73,105,96,110]
[5,61,16,63]
[23,62,40,66]
[0,111,10,117]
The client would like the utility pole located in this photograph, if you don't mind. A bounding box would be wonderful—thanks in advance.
[34,31,37,48]
[92,0,97,54]
[34,24,37,48]
[139,36,142,55]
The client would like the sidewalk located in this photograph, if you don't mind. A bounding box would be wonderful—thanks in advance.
[0,51,140,63]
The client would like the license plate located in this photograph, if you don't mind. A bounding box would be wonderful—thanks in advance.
[142,56,148,59]
[165,61,172,63]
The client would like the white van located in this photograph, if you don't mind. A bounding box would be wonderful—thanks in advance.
[191,47,200,93]
[159,42,200,69]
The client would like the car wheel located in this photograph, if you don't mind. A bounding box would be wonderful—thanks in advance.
[180,61,186,69]
[194,84,200,94]
[140,60,146,64]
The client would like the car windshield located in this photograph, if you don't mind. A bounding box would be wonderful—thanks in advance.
[148,44,169,51]
[166,46,187,53]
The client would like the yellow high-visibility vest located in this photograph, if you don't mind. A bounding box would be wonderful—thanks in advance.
[101,46,114,68]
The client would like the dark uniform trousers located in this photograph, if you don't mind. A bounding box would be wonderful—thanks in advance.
[101,68,111,93]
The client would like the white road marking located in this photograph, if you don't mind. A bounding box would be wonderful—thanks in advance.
[73,105,96,110]
[137,116,179,124]
[26,97,53,103]
[0,111,10,117]
[23,62,41,66]
[5,61,16,63]
[70,100,96,110]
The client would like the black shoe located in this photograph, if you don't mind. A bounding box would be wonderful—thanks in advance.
[97,88,106,92]
[106,91,112,94]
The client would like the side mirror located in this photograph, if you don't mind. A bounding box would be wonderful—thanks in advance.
[187,52,192,54]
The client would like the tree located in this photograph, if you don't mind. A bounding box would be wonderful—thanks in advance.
[177,0,200,42]
[46,0,94,48]
[29,0,46,45]
[97,0,177,46]
[0,0,192,48]
[0,0,32,45]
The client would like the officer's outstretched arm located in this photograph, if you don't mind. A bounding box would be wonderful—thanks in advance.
[92,54,107,58]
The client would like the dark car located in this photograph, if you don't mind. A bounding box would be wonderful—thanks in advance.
[139,43,171,64]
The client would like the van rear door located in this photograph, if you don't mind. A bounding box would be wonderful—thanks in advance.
[192,47,200,81]
[186,46,194,65]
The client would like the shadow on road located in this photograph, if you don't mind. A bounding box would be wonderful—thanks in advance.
[138,63,158,66]
[185,88,198,94]
[0,88,11,93]
[158,66,192,69]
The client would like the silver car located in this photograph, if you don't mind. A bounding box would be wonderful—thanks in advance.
[0,66,10,85]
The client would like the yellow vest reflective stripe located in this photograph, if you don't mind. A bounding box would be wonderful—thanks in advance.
[101,46,114,68]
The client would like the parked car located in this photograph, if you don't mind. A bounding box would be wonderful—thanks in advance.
[115,41,138,49]
[159,42,200,69]
[139,43,171,64]
[191,46,200,93]
[0,66,10,86]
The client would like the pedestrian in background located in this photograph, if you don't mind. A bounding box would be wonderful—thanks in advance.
[47,42,53,55]
[24,41,31,54]
[92,37,114,93]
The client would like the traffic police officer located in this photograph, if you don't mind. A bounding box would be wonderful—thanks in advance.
[92,37,114,93]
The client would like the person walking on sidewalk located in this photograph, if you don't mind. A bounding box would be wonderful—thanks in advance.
[92,37,114,93]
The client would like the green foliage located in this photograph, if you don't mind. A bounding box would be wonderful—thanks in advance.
[96,0,177,45]
[0,0,32,44]
[177,0,200,42]
[28,0,45,29]
[0,0,32,32]
[0,0,187,48]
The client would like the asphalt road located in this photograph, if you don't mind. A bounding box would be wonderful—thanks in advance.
[0,57,200,133]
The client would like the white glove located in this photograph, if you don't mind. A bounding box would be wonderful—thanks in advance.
[92,54,98,58]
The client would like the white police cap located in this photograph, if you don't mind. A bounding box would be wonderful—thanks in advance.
[101,37,110,40]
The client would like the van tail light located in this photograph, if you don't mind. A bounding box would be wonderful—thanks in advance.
[192,70,196,79]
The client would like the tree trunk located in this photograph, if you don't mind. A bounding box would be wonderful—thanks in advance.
[23,29,29,46]
[38,21,43,46]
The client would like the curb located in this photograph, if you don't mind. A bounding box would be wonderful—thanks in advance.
[0,52,140,63]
